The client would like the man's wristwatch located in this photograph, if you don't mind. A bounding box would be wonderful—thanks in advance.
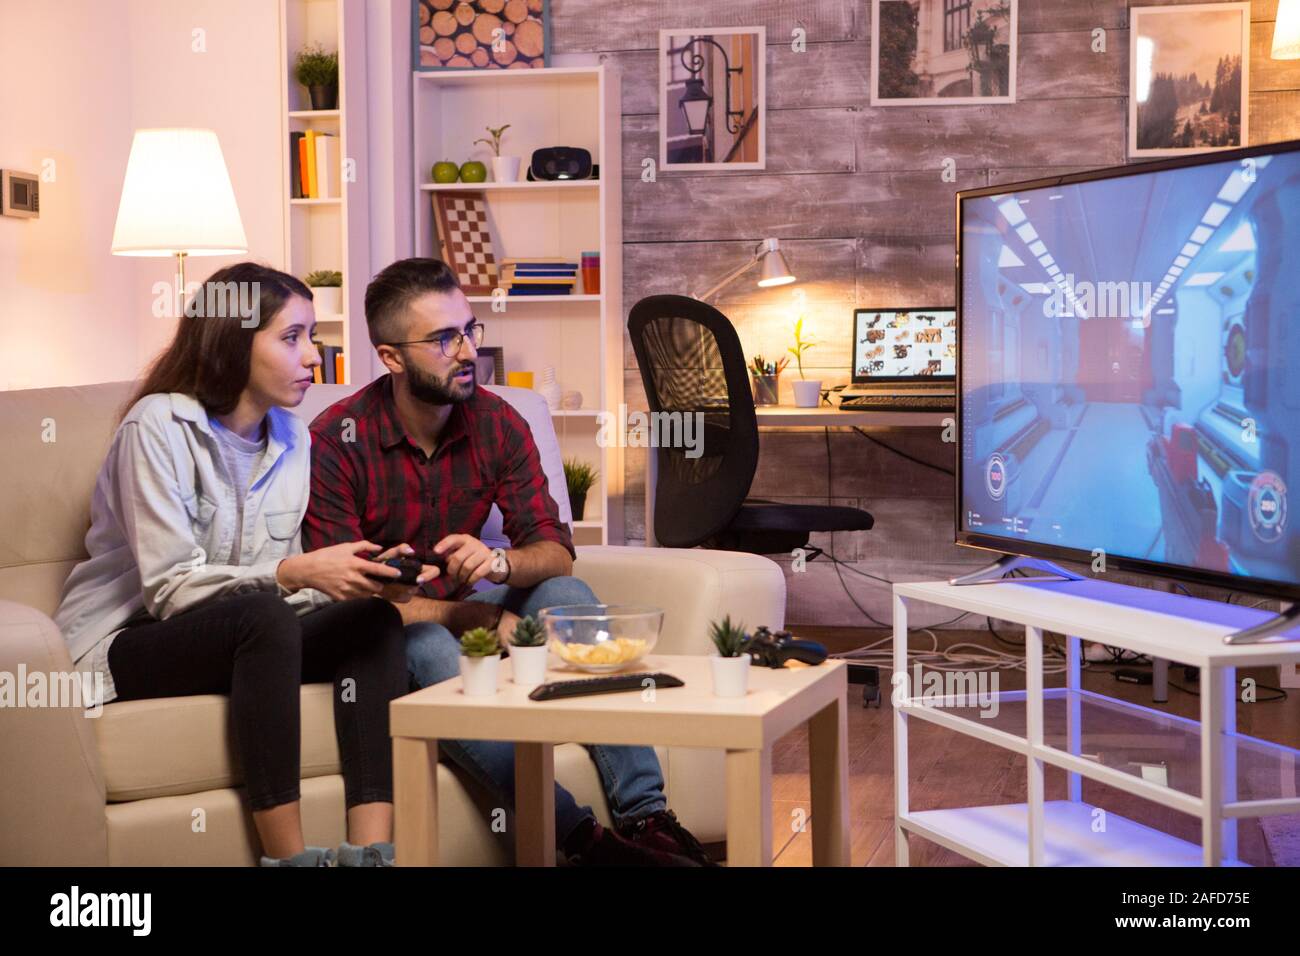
[495,550,512,585]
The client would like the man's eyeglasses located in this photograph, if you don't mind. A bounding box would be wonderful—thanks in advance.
[385,321,485,358]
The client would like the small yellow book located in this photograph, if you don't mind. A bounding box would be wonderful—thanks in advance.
[304,129,319,198]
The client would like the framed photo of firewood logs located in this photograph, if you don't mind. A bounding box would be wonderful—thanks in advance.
[414,0,550,71]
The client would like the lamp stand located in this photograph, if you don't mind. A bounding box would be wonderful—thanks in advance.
[174,251,188,317]
[694,251,761,303]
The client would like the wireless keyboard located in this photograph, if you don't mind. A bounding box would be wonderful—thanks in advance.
[839,394,955,411]
[528,672,685,701]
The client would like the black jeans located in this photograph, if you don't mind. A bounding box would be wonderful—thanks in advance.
[107,592,407,811]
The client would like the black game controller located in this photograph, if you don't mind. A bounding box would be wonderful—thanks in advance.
[366,555,436,586]
[745,627,828,668]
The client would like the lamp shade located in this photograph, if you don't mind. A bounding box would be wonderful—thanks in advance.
[756,238,795,288]
[111,128,248,257]
[1274,0,1300,59]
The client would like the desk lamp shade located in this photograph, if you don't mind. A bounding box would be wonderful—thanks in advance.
[1275,0,1300,59]
[757,239,795,288]
[111,128,248,257]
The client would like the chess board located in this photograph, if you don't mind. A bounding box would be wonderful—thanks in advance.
[432,191,498,294]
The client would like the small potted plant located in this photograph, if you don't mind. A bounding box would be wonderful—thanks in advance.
[508,614,549,687]
[789,316,821,407]
[564,457,598,522]
[295,44,339,111]
[708,615,751,698]
[475,124,520,183]
[305,270,343,316]
[459,626,502,697]
[749,355,787,406]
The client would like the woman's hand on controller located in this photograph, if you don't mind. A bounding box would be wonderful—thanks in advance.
[371,543,440,604]
[277,540,397,602]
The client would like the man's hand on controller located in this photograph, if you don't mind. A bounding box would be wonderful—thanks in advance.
[432,534,510,589]
[372,543,441,604]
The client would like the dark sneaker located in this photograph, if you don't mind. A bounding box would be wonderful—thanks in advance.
[336,840,395,867]
[563,816,700,867]
[620,810,717,866]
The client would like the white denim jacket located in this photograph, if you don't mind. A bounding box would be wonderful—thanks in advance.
[55,392,330,703]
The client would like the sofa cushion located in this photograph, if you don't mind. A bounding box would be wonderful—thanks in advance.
[94,684,343,802]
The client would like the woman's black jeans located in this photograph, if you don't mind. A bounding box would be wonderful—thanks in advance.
[107,592,407,811]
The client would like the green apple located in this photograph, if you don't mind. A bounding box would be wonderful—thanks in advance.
[459,161,487,183]
[431,160,460,184]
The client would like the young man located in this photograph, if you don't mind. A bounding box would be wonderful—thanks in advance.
[302,257,712,866]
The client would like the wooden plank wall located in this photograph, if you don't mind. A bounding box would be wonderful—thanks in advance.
[551,0,1300,626]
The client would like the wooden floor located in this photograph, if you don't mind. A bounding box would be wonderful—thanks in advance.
[767,626,1300,866]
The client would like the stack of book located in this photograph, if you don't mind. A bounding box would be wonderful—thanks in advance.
[289,130,340,199]
[311,345,345,384]
[500,258,578,296]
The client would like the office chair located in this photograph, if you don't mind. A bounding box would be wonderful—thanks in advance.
[628,294,874,557]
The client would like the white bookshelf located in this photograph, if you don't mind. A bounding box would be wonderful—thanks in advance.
[412,65,624,546]
[278,0,369,385]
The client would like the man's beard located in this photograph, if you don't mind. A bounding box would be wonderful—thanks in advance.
[407,361,476,406]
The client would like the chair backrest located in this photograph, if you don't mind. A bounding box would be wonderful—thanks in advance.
[627,294,758,548]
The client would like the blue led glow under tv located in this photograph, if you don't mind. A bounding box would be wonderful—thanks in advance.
[956,139,1300,605]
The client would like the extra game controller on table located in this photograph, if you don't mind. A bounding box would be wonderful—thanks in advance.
[745,626,828,668]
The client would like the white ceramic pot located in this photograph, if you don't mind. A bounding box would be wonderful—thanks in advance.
[459,654,501,697]
[710,654,751,698]
[509,643,550,687]
[792,379,823,408]
[492,156,522,182]
[312,286,342,317]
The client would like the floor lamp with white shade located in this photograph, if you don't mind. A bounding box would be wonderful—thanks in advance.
[110,128,248,314]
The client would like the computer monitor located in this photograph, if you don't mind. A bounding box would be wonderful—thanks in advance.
[956,139,1300,601]
[852,308,957,384]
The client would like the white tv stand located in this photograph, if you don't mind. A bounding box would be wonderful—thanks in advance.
[892,576,1300,866]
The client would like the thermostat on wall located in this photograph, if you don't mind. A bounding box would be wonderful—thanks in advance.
[1,170,39,219]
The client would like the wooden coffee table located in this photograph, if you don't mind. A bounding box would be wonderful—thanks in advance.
[391,654,850,866]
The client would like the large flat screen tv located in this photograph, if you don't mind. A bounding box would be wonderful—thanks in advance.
[956,139,1300,601]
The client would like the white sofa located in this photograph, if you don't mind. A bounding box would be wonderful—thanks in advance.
[0,380,786,865]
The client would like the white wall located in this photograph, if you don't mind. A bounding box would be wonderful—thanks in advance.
[0,0,137,390]
[0,0,284,390]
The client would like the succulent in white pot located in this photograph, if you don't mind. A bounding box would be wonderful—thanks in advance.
[458,627,502,697]
[476,124,521,183]
[306,270,343,317]
[708,614,751,698]
[508,614,550,687]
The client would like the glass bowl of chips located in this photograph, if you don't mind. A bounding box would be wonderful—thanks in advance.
[538,605,663,673]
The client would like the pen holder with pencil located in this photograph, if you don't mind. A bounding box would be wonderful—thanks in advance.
[749,355,787,406]
[751,373,780,406]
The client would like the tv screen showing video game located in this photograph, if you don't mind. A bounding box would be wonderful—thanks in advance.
[958,142,1300,594]
[853,309,957,382]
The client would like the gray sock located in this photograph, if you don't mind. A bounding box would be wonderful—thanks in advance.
[259,846,335,867]
[336,841,395,867]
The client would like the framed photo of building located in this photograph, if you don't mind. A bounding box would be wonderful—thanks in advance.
[659,27,766,171]
[1129,3,1250,158]
[871,0,1017,105]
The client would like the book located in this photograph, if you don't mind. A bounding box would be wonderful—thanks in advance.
[304,129,318,198]
[298,136,310,200]
[334,350,344,384]
[320,345,338,384]
[315,134,339,199]
[289,132,304,198]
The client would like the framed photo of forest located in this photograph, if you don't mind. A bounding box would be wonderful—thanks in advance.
[1129,3,1250,158]
[871,0,1017,106]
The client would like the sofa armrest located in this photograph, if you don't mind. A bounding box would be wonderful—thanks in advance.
[0,601,108,864]
[572,546,786,656]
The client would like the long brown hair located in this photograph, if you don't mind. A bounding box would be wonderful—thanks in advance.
[123,262,313,419]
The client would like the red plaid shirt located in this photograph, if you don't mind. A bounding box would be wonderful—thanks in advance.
[302,375,574,601]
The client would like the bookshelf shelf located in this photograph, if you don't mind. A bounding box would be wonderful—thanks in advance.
[279,0,368,386]
[412,64,623,544]
[465,294,602,304]
[418,180,599,192]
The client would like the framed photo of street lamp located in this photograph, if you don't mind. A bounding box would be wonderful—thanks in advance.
[871,0,1017,105]
[1128,3,1250,158]
[659,27,766,171]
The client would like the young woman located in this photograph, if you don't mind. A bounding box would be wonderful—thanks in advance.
[55,263,431,867]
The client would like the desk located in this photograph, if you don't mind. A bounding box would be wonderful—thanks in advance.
[644,403,951,547]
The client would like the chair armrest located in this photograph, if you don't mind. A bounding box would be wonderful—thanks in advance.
[0,601,108,864]
[572,546,785,656]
